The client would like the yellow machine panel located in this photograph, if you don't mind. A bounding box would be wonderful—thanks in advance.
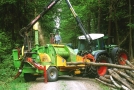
[76,55,84,62]
[76,55,90,63]
[56,55,66,66]
[39,53,51,62]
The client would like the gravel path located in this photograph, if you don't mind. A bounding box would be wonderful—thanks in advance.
[29,76,103,90]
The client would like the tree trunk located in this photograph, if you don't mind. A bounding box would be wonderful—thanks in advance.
[114,17,119,45]
[108,0,112,45]
[128,0,133,60]
[97,0,101,33]
[111,0,120,45]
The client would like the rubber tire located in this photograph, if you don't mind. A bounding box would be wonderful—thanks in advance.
[114,48,129,65]
[24,73,36,82]
[47,67,58,82]
[87,55,110,78]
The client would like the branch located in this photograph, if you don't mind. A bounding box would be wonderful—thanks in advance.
[119,32,129,46]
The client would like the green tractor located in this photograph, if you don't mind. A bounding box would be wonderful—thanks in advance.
[77,33,129,68]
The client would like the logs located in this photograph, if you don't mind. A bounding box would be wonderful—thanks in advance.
[96,68,134,90]
[92,60,134,90]
[108,69,133,90]
[66,60,134,89]
[67,62,134,70]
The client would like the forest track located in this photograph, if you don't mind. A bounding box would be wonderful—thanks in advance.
[28,75,104,90]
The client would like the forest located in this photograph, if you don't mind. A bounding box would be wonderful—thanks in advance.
[0,0,134,62]
[0,0,134,89]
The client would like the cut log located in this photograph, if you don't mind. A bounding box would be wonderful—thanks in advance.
[99,76,112,83]
[121,85,130,90]
[108,69,133,90]
[126,60,134,68]
[125,70,134,78]
[95,78,116,88]
[113,68,134,85]
[104,75,110,79]
[66,62,134,70]
[110,75,121,89]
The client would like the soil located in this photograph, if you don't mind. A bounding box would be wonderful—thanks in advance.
[28,75,105,90]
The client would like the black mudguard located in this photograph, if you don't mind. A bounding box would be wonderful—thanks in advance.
[110,47,120,63]
[92,50,109,60]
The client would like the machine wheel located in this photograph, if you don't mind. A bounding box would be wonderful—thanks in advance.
[114,48,129,65]
[47,67,58,82]
[87,55,110,78]
[24,73,37,82]
[86,65,97,78]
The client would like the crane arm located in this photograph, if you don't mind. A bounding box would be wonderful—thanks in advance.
[65,0,92,44]
[19,0,60,37]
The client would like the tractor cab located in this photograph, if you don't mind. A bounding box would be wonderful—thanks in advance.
[77,33,104,51]
[77,34,118,52]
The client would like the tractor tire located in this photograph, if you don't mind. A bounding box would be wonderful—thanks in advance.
[47,67,58,82]
[86,65,97,78]
[24,73,37,82]
[114,48,129,65]
[87,55,110,78]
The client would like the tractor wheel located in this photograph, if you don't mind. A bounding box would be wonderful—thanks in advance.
[47,67,58,82]
[87,55,110,78]
[24,73,37,82]
[86,65,97,78]
[114,48,129,65]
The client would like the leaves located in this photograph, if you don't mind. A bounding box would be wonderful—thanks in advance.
[0,0,133,53]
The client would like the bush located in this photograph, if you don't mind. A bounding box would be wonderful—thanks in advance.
[0,32,12,63]
[0,54,30,90]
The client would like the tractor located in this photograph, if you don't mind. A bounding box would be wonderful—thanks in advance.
[12,0,127,82]
[77,33,129,76]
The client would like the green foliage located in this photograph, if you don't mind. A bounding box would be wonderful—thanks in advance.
[0,54,30,90]
[0,32,12,61]
[0,0,16,5]
[0,55,15,81]
[0,0,133,56]
[127,23,134,29]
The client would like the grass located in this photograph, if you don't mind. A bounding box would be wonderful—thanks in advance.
[0,68,30,90]
[0,56,30,90]
[0,77,30,90]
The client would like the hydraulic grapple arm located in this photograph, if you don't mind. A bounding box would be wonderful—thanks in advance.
[65,0,92,45]
[19,0,60,37]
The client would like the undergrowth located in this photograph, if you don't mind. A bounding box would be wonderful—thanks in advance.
[0,55,30,90]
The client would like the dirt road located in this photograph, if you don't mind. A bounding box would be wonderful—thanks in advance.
[28,76,104,90]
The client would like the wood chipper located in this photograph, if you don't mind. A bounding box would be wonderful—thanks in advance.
[12,28,92,82]
[12,0,95,82]
[12,0,126,82]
